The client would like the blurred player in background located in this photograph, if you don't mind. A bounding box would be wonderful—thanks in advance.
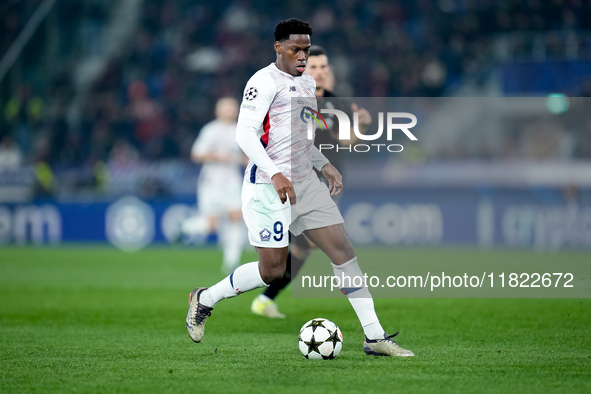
[250,45,372,318]
[177,97,247,274]
[185,18,413,357]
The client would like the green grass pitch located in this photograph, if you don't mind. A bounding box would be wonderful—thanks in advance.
[1,246,590,393]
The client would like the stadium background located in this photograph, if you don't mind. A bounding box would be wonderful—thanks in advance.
[1,0,591,249]
[1,2,590,393]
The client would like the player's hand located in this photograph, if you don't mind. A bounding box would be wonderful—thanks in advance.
[351,103,372,133]
[272,173,296,205]
[321,163,343,196]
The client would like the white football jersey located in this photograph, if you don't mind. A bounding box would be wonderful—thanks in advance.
[192,119,243,189]
[238,63,317,183]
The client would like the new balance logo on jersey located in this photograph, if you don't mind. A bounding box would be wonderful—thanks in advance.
[259,228,271,241]
[301,106,328,136]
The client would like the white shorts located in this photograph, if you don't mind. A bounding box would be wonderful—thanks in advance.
[198,181,242,216]
[241,171,344,247]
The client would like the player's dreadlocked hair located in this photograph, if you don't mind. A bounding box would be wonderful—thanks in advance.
[274,18,313,42]
[309,45,326,57]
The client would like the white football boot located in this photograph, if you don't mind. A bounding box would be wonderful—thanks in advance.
[363,332,415,357]
[186,287,213,343]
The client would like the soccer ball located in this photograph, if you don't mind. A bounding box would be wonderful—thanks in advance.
[298,318,343,359]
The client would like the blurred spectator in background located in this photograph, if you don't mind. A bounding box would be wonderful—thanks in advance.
[575,118,591,159]
[0,134,22,169]
[4,85,45,157]
[2,0,591,192]
[520,120,574,161]
[109,138,140,167]
[126,80,170,159]
[81,0,106,56]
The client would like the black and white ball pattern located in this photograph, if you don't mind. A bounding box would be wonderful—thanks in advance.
[244,86,258,101]
[298,318,343,359]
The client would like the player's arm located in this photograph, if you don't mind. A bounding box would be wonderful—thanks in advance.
[191,150,228,164]
[235,118,295,205]
[236,74,295,205]
[340,103,372,146]
[325,98,372,146]
[191,151,233,164]
[345,102,372,146]
[310,146,343,196]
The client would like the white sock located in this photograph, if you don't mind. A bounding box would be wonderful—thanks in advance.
[332,257,385,340]
[221,221,246,272]
[200,262,267,308]
[181,215,210,236]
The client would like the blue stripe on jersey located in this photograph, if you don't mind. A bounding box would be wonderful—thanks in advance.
[249,137,269,184]
[229,272,235,289]
[249,165,257,183]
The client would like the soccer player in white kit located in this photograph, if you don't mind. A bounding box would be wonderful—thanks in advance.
[185,18,414,357]
[178,97,246,273]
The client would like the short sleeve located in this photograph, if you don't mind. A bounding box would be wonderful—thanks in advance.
[191,123,215,156]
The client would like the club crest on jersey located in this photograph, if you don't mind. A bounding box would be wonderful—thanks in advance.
[301,106,328,140]
[259,228,271,241]
[244,87,258,101]
[290,86,296,91]
[301,106,327,130]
